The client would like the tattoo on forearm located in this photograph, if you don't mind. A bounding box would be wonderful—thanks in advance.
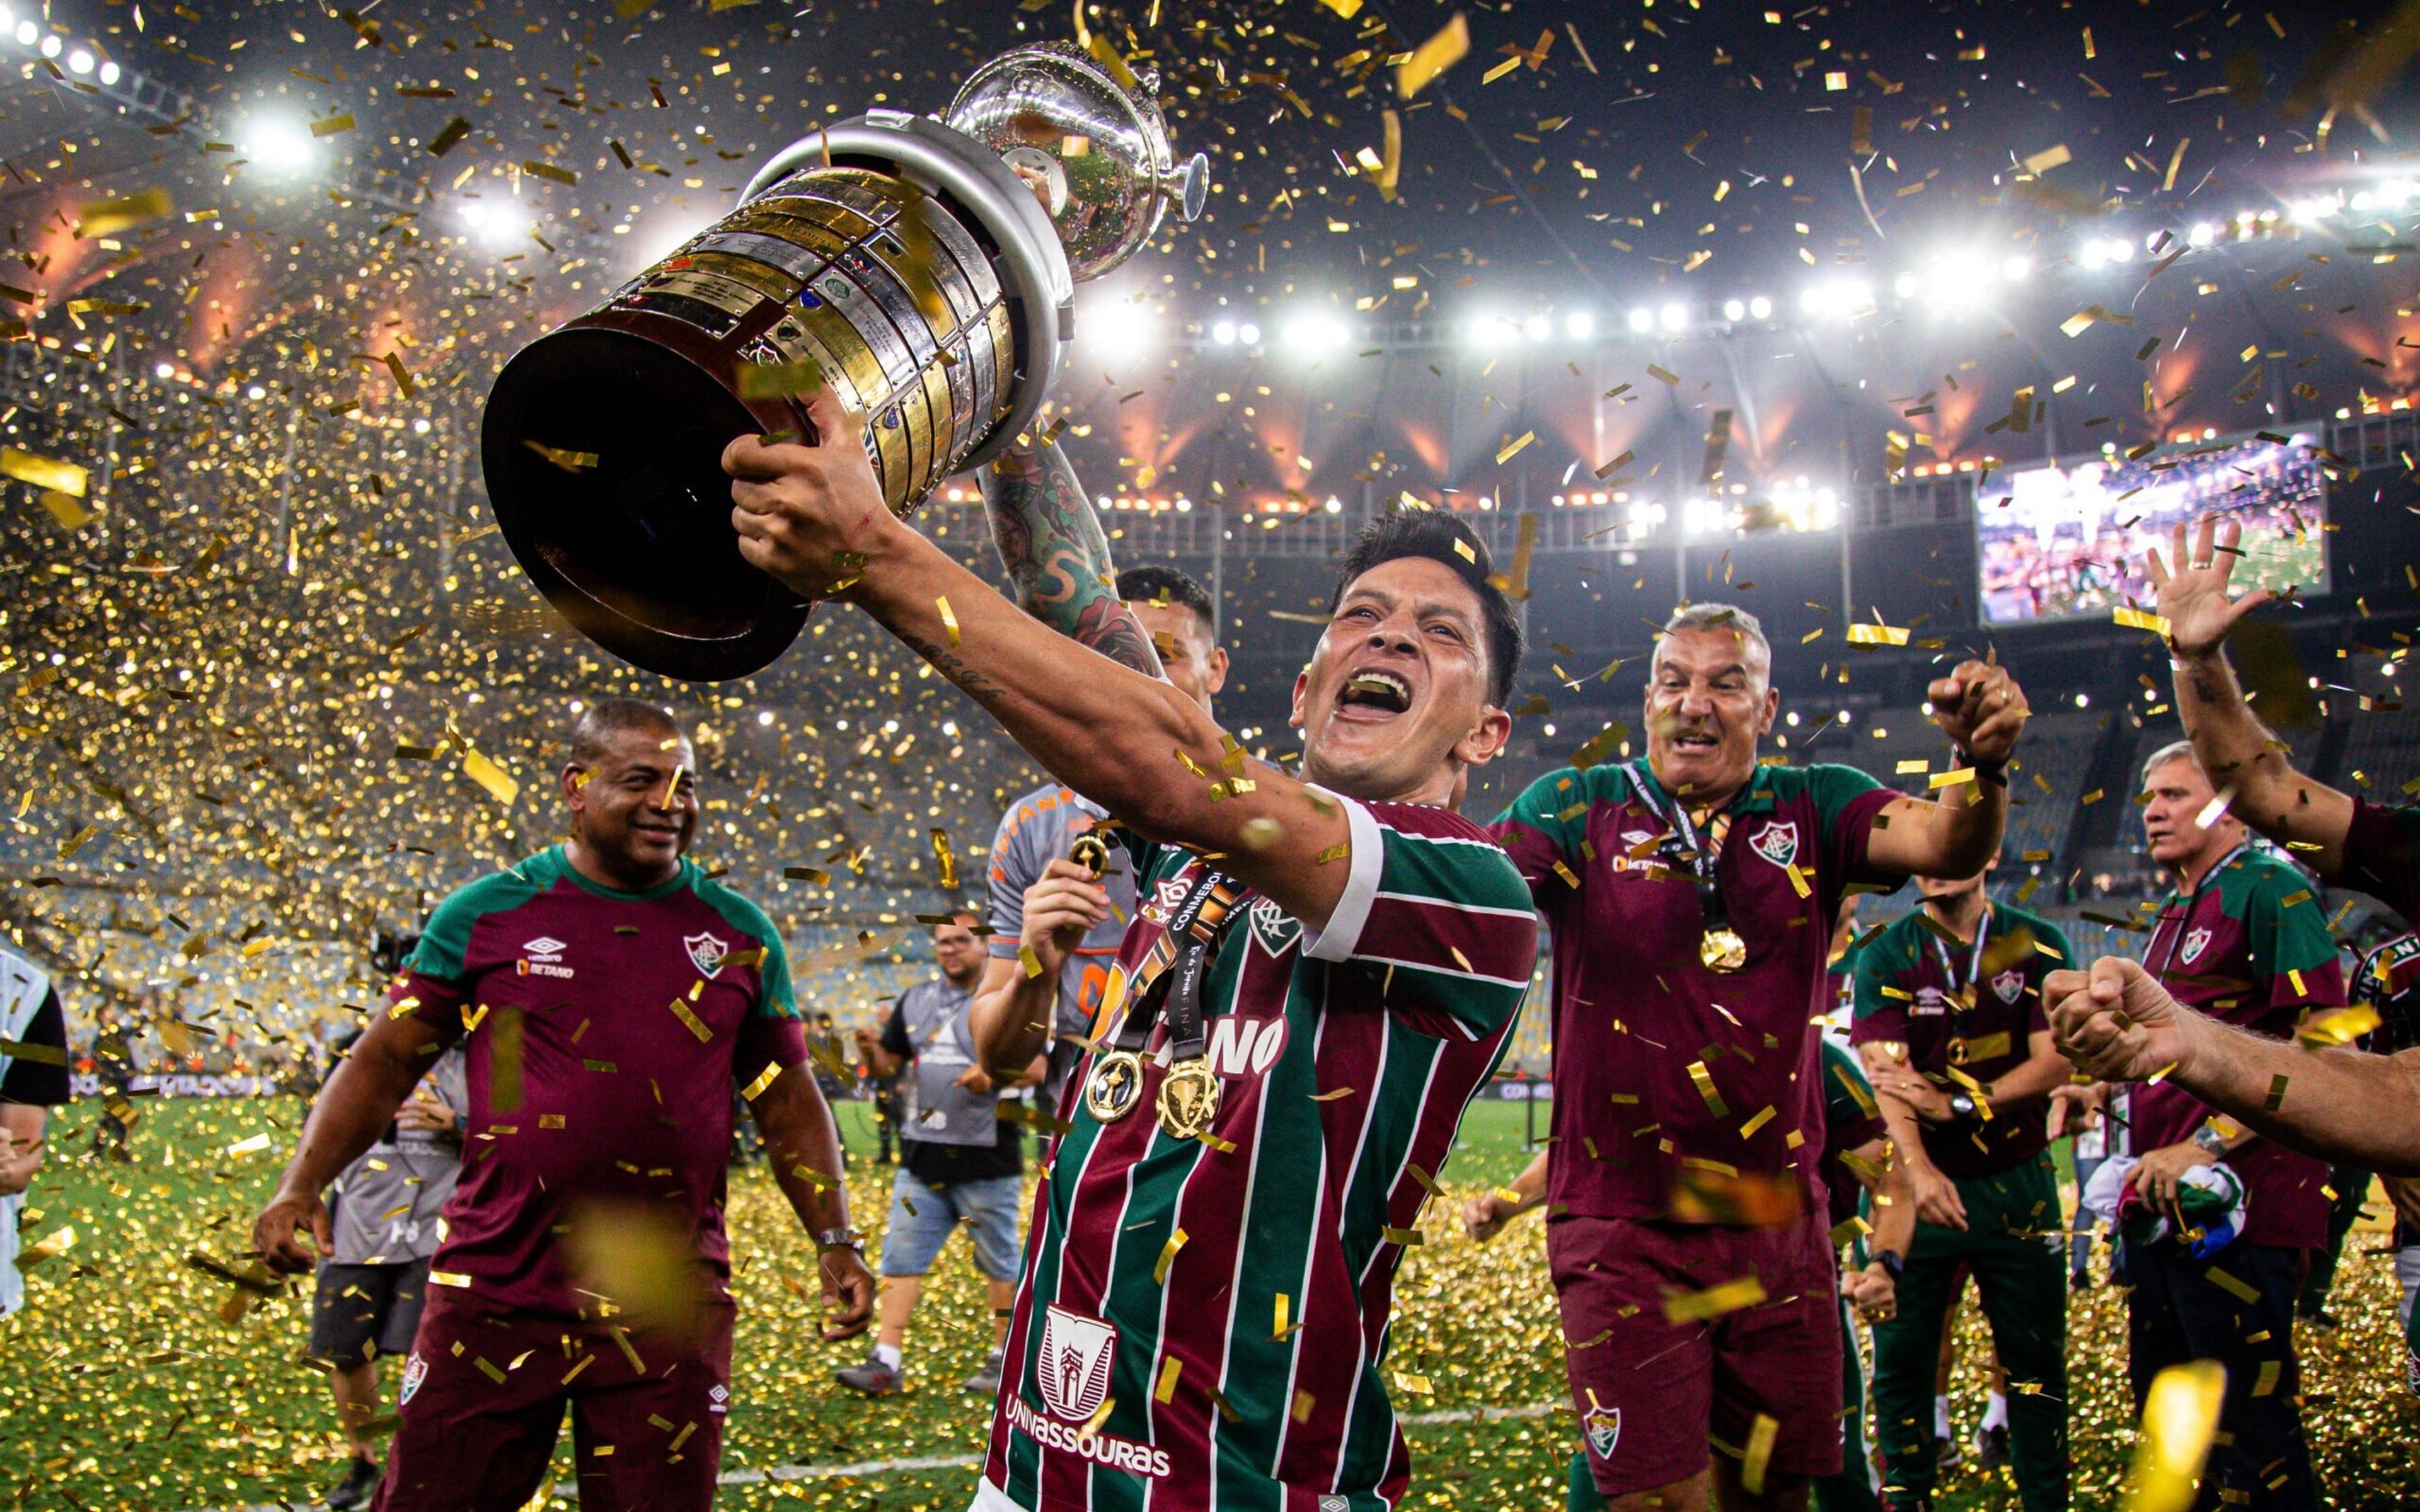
[901,633,1012,707]
[983,444,1164,680]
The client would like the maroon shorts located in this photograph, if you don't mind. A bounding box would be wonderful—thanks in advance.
[1547,1211,1843,1498]
[374,1290,735,1512]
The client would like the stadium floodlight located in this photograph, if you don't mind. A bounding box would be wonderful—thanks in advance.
[1682,496,1731,538]
[153,361,173,379]
[1799,278,1870,320]
[1468,312,1521,348]
[1564,310,1595,341]
[37,32,58,57]
[66,47,91,74]
[2002,254,2031,281]
[1627,306,1654,333]
[1770,476,1840,532]
[1748,294,1772,319]
[1281,310,1351,355]
[459,198,533,249]
[97,58,117,84]
[1211,319,1236,345]
[1658,302,1688,333]
[2289,196,2337,225]
[2078,239,2109,270]
[1237,321,1260,345]
[1722,298,1746,322]
[13,20,35,44]
[1522,313,1552,342]
[2187,222,2216,247]
[0,8,13,31]
[1892,271,1920,300]
[2106,236,2135,263]
[239,113,319,177]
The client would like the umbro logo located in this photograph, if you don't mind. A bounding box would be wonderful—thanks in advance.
[517,936,575,980]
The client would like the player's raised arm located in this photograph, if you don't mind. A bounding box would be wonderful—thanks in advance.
[2153,513,2356,874]
[725,394,1512,935]
[981,438,1164,681]
[1862,658,2025,879]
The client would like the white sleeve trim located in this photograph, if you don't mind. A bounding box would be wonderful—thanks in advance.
[1301,789,1384,963]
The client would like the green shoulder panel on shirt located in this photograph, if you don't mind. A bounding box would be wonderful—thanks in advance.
[1848,912,1923,1022]
[408,860,550,985]
[694,878,798,1021]
[1821,1036,1881,1126]
[1494,762,1638,860]
[1767,760,1885,833]
[1994,903,2073,972]
[2215,849,2339,978]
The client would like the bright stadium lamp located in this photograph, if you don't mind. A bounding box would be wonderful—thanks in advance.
[1281,310,1350,356]
[459,198,531,249]
[239,113,319,178]
[2106,236,2135,263]
[1722,297,1746,322]
[1658,302,1688,333]
[1236,321,1260,345]
[1211,319,1236,345]
[1627,306,1654,333]
[1748,294,1772,319]
[2002,254,2031,281]
[1522,313,1552,342]
[1564,310,1595,341]
[1468,312,1520,348]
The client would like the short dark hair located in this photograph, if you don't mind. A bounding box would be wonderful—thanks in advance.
[1326,510,1523,705]
[570,697,686,766]
[1116,564,1218,643]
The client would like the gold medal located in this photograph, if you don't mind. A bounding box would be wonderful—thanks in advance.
[1155,1058,1222,1140]
[1085,1050,1144,1125]
[1699,926,1748,973]
[1947,1036,1971,1066]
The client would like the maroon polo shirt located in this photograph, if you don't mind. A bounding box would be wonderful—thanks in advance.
[388,845,805,1316]
[1494,758,1898,1222]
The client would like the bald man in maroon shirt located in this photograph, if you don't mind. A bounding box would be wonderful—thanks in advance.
[252,698,872,1512]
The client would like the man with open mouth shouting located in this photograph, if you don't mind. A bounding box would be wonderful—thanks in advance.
[722,393,1540,1512]
[1489,603,2027,1512]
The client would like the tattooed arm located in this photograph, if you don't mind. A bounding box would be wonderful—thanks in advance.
[982,441,1164,681]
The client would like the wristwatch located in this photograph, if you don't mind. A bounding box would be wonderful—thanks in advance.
[1874,1250,1906,1280]
[2191,1125,2228,1157]
[814,1226,865,1256]
[1947,1091,1978,1121]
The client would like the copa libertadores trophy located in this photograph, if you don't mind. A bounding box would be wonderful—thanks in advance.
[479,42,1208,680]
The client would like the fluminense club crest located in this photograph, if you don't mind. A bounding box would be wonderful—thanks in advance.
[1582,1403,1622,1462]
[1037,1304,1118,1423]
[1749,820,1799,869]
[2179,927,2213,966]
[684,931,730,978]
[1991,968,2025,1003]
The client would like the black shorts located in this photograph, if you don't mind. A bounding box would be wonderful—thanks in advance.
[308,1258,432,1368]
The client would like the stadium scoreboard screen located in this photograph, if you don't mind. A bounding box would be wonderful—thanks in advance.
[1977,431,2330,626]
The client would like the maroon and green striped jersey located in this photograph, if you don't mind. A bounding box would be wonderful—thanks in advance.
[1848,901,2072,1179]
[2136,844,2345,1250]
[979,797,1538,1512]
[388,845,804,1316]
[1492,759,1898,1223]
[2337,799,2420,927]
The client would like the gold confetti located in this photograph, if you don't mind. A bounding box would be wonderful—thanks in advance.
[1397,13,1470,99]
[1664,1274,1767,1324]
[2123,1360,2225,1512]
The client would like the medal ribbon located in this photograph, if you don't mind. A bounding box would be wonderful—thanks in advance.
[1630,760,1739,935]
[1107,865,1247,1061]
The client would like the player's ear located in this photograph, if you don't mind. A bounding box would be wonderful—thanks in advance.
[562,764,591,813]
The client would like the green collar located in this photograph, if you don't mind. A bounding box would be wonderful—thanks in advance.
[542,843,695,902]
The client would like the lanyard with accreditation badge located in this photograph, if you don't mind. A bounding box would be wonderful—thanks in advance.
[1083,862,1251,1140]
[1627,760,1749,974]
[1927,905,1992,1066]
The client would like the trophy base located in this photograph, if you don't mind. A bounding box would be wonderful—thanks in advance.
[481,324,812,682]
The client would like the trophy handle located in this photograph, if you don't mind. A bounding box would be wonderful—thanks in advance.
[1159,152,1210,223]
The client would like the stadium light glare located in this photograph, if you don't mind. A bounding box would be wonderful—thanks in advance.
[2077,239,2109,270]
[1564,310,1595,341]
[239,113,319,177]
[1468,312,1521,348]
[1799,279,1870,321]
[1237,321,1260,345]
[66,47,91,74]
[1722,298,1746,322]
[1282,310,1351,355]
[1748,294,1772,319]
[97,58,117,84]
[1658,303,1688,333]
[2106,237,2135,263]
[1522,314,1552,342]
[37,32,58,57]
[1892,272,1919,300]
[0,8,13,31]
[2002,255,2031,281]
[1627,306,1654,333]
[153,361,173,379]
[13,20,35,45]
[2289,196,2336,224]
[2187,222,2216,247]
[458,198,532,249]
[1211,319,1236,345]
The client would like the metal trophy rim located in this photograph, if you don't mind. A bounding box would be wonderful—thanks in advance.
[738,112,1075,475]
